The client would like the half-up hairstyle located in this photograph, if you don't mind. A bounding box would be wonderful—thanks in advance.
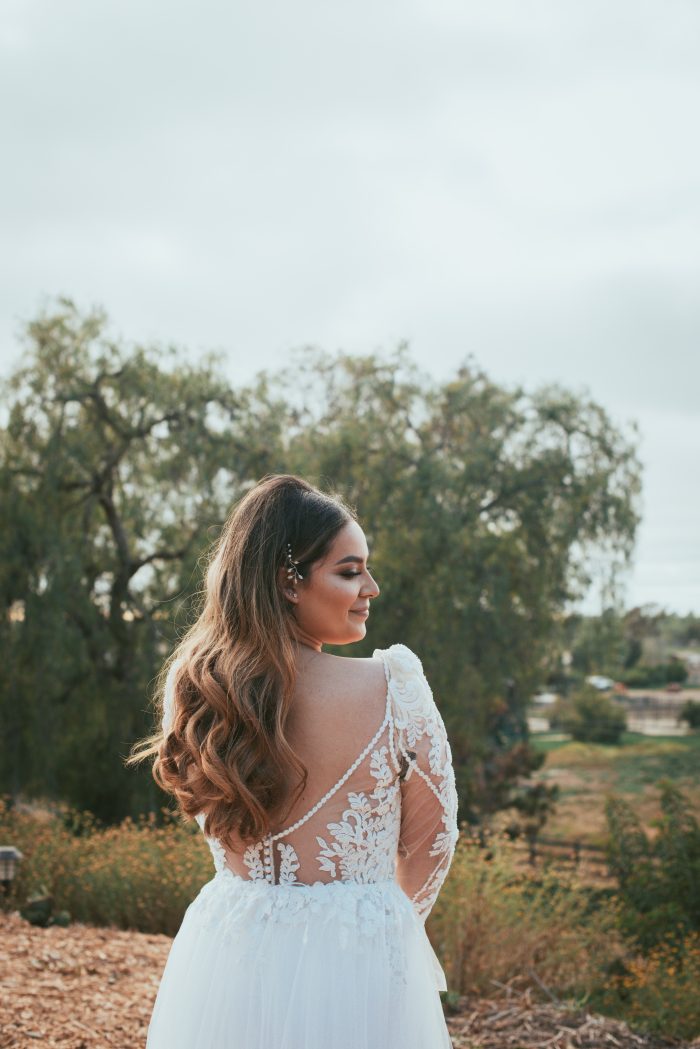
[127,474,356,848]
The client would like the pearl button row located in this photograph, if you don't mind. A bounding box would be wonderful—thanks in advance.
[263,836,274,882]
[269,708,391,843]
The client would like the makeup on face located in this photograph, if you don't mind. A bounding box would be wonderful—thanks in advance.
[292,521,380,647]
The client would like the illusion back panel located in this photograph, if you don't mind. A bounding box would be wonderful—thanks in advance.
[220,718,402,885]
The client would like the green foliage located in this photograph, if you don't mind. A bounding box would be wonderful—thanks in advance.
[554,686,627,744]
[680,700,700,729]
[0,797,211,935]
[593,934,700,1041]
[510,780,560,847]
[0,300,280,819]
[0,301,642,825]
[620,661,688,688]
[605,782,700,951]
[563,606,697,690]
[618,667,653,688]
[569,608,627,677]
[20,892,55,927]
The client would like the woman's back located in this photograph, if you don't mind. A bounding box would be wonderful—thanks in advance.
[277,651,389,828]
[168,645,458,923]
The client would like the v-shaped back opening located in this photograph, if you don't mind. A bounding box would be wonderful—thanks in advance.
[268,652,392,843]
[215,651,396,885]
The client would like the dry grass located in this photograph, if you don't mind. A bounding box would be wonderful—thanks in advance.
[0,798,211,935]
[429,838,622,999]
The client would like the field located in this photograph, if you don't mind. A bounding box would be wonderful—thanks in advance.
[531,730,700,845]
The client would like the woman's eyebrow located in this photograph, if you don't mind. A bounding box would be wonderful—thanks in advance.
[334,555,367,565]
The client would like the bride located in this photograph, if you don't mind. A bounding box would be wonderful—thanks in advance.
[130,473,459,1048]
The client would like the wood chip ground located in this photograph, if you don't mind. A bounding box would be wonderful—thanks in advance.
[0,912,697,1049]
[445,990,697,1049]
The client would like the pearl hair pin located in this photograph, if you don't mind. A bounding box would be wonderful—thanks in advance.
[286,543,304,583]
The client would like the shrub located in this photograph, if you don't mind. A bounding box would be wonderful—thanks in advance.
[594,933,700,1041]
[620,662,688,688]
[605,782,700,951]
[554,686,626,744]
[429,837,621,998]
[680,699,700,729]
[0,797,212,935]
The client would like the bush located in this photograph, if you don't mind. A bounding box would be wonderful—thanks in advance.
[605,782,700,951]
[594,933,700,1041]
[553,686,626,744]
[620,661,688,688]
[620,667,654,688]
[429,837,621,998]
[680,699,700,729]
[0,797,212,935]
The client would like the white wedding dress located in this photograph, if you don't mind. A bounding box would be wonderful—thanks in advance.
[147,643,459,1049]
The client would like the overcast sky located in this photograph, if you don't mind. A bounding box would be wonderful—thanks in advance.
[1,1,698,614]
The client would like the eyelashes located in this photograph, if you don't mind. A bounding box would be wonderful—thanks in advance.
[341,569,378,582]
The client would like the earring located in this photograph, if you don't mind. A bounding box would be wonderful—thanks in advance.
[286,543,304,583]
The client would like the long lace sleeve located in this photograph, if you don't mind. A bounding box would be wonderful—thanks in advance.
[384,645,459,924]
[161,660,178,735]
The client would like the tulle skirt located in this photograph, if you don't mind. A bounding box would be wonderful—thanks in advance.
[146,868,452,1049]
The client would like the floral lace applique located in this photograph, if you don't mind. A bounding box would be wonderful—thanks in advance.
[378,644,460,920]
[314,742,401,883]
[277,842,301,885]
[243,841,266,881]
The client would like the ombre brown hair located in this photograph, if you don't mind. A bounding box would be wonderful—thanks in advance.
[127,474,356,848]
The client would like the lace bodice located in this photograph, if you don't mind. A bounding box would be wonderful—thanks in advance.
[162,644,459,922]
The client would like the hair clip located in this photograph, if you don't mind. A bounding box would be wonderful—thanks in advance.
[286,543,304,583]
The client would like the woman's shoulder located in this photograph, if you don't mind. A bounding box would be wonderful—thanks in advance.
[323,644,427,703]
[333,651,387,694]
[371,642,427,681]
[295,650,387,719]
[372,643,438,725]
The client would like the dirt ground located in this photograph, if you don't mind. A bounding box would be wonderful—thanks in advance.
[1,911,697,1049]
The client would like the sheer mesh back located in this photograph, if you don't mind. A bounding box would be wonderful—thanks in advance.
[164,644,459,922]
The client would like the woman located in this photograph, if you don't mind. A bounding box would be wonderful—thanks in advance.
[130,473,459,1049]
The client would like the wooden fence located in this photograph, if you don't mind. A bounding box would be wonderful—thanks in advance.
[462,833,614,881]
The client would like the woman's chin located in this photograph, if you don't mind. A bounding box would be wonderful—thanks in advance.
[334,623,367,645]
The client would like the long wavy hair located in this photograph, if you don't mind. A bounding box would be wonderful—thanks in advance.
[127,474,356,848]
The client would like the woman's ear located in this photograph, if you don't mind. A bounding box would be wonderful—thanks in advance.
[277,565,299,605]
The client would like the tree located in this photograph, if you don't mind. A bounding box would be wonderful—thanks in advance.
[265,348,641,818]
[1,305,642,826]
[570,608,627,677]
[680,700,700,730]
[0,300,280,818]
